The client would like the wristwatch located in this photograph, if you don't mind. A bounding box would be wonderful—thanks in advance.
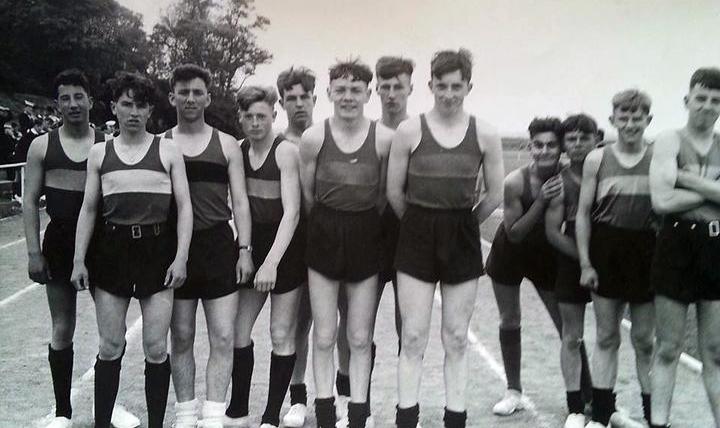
[239,245,253,252]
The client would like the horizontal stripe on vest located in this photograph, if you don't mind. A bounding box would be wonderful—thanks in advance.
[407,152,481,178]
[185,160,229,184]
[592,194,653,229]
[102,192,171,225]
[316,182,378,211]
[250,197,284,224]
[46,161,87,171]
[187,181,231,229]
[44,169,86,192]
[315,161,379,186]
[406,175,477,209]
[101,169,171,197]
[246,177,281,200]
[596,175,650,200]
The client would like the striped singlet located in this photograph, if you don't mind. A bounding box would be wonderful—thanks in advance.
[592,144,654,230]
[100,136,171,225]
[43,129,105,221]
[314,120,379,211]
[242,136,285,224]
[676,131,720,221]
[405,114,483,209]
[165,128,231,230]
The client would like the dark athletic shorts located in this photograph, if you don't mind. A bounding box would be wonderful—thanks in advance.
[175,222,239,300]
[589,222,655,304]
[243,219,307,294]
[394,204,484,284]
[306,204,381,283]
[380,206,400,284]
[486,223,556,291]
[90,221,174,299]
[42,219,98,286]
[555,252,591,304]
[652,217,720,303]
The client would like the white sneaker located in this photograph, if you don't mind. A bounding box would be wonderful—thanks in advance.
[223,414,251,427]
[584,421,608,428]
[335,415,374,428]
[282,403,307,427]
[173,399,198,428]
[46,416,72,428]
[259,424,278,428]
[608,411,646,428]
[335,395,350,421]
[110,404,141,428]
[492,390,525,416]
[564,413,586,428]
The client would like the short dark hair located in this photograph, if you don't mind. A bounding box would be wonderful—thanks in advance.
[328,59,373,85]
[528,117,563,140]
[53,69,91,99]
[690,67,720,91]
[612,89,652,114]
[237,86,278,111]
[561,114,598,136]
[277,66,316,99]
[107,72,159,106]
[171,63,212,90]
[376,56,415,80]
[431,48,473,81]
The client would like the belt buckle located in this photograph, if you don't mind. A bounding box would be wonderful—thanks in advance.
[153,223,161,236]
[709,220,720,238]
[131,224,142,239]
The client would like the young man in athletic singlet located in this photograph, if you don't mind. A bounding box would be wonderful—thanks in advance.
[275,66,318,428]
[387,49,504,428]
[71,72,193,428]
[545,114,599,428]
[23,69,140,428]
[299,59,394,428]
[223,86,304,428]
[577,90,656,428]
[163,64,254,428]
[649,67,720,428]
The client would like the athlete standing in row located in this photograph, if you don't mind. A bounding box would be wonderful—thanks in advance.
[164,64,254,428]
[388,49,504,428]
[300,59,393,428]
[224,86,304,428]
[577,90,656,427]
[649,67,720,428]
[23,69,140,428]
[545,114,599,428]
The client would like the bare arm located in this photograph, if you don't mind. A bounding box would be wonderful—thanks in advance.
[224,136,254,284]
[545,195,577,259]
[386,119,415,218]
[71,144,104,290]
[503,171,562,243]
[22,135,50,283]
[575,149,602,290]
[375,124,394,213]
[474,125,504,225]
[254,143,301,292]
[299,124,323,214]
[650,130,704,214]
[163,140,193,288]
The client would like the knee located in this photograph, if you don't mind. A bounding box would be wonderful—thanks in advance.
[562,333,583,352]
[313,329,337,353]
[270,323,293,350]
[702,341,720,367]
[144,337,168,362]
[441,327,469,355]
[347,327,372,352]
[51,322,75,348]
[171,325,196,354]
[630,331,654,358]
[498,308,521,330]
[209,327,234,354]
[99,336,126,360]
[655,339,683,365]
[402,327,429,357]
[596,328,621,352]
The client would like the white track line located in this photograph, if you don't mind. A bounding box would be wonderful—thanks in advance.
[33,316,144,427]
[481,237,705,374]
[0,228,45,250]
[0,282,38,307]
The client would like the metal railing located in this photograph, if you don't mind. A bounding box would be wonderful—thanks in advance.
[0,162,26,202]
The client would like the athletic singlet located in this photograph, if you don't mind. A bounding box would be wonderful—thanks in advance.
[165,128,231,230]
[676,131,720,221]
[100,137,171,225]
[560,166,582,236]
[592,144,654,230]
[43,129,105,221]
[314,120,379,211]
[406,114,483,209]
[242,135,285,224]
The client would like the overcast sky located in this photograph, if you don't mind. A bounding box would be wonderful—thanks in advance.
[118,0,720,137]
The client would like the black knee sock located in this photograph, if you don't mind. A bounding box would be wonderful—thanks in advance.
[336,371,351,397]
[145,356,171,428]
[395,404,419,428]
[226,342,254,418]
[579,342,593,404]
[499,327,522,392]
[443,408,467,428]
[591,388,615,425]
[566,390,584,414]
[289,383,308,405]
[48,344,73,418]
[94,355,122,428]
[315,397,336,428]
[367,342,377,404]
[348,401,370,428]
[261,353,297,426]
[642,393,651,423]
